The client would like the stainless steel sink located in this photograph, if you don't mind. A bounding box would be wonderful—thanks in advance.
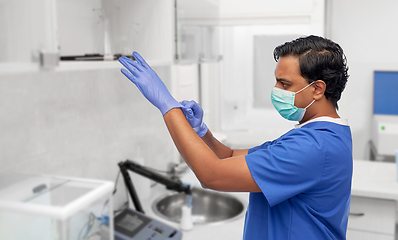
[152,188,245,225]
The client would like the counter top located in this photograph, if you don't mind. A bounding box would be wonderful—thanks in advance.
[352,159,398,201]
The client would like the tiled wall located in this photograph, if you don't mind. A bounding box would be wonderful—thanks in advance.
[0,65,179,208]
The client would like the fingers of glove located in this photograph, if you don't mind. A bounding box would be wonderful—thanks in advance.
[181,106,194,119]
[180,104,189,113]
[119,56,145,73]
[180,100,197,112]
[133,52,151,69]
[180,100,189,106]
[121,68,136,83]
[118,57,139,77]
[121,68,145,95]
[191,101,204,116]
[119,56,136,68]
[182,100,196,110]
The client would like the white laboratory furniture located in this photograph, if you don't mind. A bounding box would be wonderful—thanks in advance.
[371,115,398,160]
[0,173,114,240]
[0,0,221,68]
[370,71,398,161]
[175,0,221,64]
[348,160,398,240]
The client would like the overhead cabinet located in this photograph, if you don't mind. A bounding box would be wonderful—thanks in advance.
[175,0,221,63]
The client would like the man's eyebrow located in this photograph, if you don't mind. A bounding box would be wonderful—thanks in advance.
[276,78,292,83]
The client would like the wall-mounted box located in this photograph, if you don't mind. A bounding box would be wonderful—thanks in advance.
[373,71,398,116]
[371,115,398,158]
[0,173,114,240]
[371,71,398,159]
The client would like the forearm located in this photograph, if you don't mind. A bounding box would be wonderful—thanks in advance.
[200,130,248,159]
[200,130,232,159]
[163,108,219,182]
[163,108,258,192]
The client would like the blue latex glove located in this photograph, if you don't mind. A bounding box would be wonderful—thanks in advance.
[119,52,182,115]
[180,100,208,137]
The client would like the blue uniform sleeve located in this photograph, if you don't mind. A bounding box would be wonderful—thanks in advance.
[248,140,277,153]
[245,129,326,207]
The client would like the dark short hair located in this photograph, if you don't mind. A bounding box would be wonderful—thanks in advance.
[273,35,349,109]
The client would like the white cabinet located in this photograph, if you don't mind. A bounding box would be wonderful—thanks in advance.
[347,230,394,240]
[58,0,174,64]
[175,0,221,63]
[347,196,395,240]
[348,161,398,240]
[177,0,219,24]
[218,0,324,29]
[0,0,58,64]
[0,0,221,67]
[0,0,175,68]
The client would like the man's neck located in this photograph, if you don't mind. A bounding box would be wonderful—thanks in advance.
[299,99,339,125]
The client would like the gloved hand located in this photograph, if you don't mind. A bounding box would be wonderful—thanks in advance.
[119,52,182,115]
[180,100,208,137]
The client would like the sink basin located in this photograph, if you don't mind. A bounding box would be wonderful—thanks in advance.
[152,188,245,225]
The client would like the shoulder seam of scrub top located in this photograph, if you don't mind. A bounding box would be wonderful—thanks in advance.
[294,116,348,129]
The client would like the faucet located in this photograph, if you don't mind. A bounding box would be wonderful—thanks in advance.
[167,161,189,181]
[118,159,191,214]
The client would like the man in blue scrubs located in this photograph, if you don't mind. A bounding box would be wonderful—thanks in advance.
[118,35,351,239]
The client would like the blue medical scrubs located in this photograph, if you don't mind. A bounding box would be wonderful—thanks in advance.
[244,118,352,240]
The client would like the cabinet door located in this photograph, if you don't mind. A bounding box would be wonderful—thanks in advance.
[58,0,174,63]
[0,0,58,63]
[346,229,394,240]
[176,0,220,63]
[348,196,395,235]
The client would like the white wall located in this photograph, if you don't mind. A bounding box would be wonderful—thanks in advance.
[0,66,178,209]
[215,0,325,148]
[326,0,398,159]
[0,0,177,211]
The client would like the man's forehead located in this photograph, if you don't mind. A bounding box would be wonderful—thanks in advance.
[274,56,308,85]
[274,56,300,75]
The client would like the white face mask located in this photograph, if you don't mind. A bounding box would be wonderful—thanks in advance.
[271,82,315,121]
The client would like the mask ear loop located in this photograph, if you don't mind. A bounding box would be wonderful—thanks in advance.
[295,81,315,94]
[304,99,316,109]
[297,81,316,110]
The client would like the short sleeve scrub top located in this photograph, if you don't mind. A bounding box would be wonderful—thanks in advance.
[243,117,353,240]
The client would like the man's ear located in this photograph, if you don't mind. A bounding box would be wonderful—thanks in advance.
[313,80,326,100]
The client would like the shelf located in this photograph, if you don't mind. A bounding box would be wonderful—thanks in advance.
[56,61,122,72]
[57,60,174,71]
[0,59,174,75]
